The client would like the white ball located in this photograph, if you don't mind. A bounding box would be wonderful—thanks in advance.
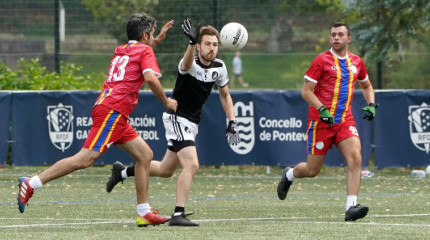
[220,22,248,51]
[426,165,430,175]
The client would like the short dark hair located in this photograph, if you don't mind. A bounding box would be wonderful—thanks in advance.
[198,25,220,44]
[332,22,351,36]
[127,13,157,41]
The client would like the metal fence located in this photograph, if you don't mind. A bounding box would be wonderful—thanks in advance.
[1,0,429,89]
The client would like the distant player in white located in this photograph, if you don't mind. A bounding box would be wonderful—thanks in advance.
[231,51,248,87]
[106,19,240,226]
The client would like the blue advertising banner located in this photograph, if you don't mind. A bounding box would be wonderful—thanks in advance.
[0,91,11,165]
[10,90,372,167]
[198,90,371,167]
[11,91,171,166]
[374,90,430,168]
[12,91,95,166]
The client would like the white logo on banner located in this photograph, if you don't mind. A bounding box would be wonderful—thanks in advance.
[228,101,255,155]
[408,102,430,154]
[47,103,74,152]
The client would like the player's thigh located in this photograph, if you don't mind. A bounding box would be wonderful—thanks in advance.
[159,149,181,171]
[306,154,326,172]
[177,146,199,168]
[337,136,361,164]
[75,148,103,165]
[118,136,153,162]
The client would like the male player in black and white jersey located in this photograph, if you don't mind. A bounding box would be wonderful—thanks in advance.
[105,19,240,226]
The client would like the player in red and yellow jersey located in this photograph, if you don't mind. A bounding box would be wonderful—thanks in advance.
[277,22,377,221]
[18,13,177,227]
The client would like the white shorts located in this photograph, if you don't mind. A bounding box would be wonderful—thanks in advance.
[162,112,199,152]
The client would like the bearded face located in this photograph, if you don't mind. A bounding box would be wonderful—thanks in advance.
[197,35,219,65]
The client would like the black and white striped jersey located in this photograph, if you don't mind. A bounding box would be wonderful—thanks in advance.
[169,56,229,123]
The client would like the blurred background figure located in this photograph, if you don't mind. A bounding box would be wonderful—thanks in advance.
[231,51,248,88]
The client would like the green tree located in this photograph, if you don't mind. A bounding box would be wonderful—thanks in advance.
[348,0,430,63]
[261,0,345,52]
[344,0,430,89]
[81,0,159,43]
[0,58,104,90]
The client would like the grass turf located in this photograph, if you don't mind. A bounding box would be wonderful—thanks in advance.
[1,165,430,239]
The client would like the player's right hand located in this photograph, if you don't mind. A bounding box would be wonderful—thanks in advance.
[166,98,178,113]
[154,20,174,44]
[318,105,334,127]
[182,19,199,45]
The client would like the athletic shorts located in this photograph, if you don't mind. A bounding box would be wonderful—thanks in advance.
[162,112,198,152]
[306,118,359,155]
[83,105,138,152]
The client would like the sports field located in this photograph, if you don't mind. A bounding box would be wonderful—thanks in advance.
[1,165,430,239]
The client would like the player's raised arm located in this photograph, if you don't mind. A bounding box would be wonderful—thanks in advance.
[152,20,174,48]
[181,19,199,71]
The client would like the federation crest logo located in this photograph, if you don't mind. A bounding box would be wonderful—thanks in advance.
[316,141,324,150]
[47,103,74,152]
[349,65,357,74]
[228,101,255,155]
[212,71,218,80]
[408,102,430,154]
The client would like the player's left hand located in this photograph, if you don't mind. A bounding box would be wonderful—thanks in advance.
[166,97,178,113]
[225,120,240,145]
[362,103,379,121]
[154,20,174,45]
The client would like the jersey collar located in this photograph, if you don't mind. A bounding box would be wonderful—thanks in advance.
[330,48,348,59]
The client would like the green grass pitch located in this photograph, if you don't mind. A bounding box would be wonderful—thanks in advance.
[1,165,430,239]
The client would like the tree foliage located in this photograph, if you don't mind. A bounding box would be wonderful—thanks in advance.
[81,0,159,43]
[266,0,344,13]
[347,0,430,64]
[0,58,105,90]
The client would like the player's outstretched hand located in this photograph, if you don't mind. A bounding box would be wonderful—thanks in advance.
[225,120,240,145]
[362,103,378,121]
[182,19,199,45]
[154,20,174,45]
[318,105,334,127]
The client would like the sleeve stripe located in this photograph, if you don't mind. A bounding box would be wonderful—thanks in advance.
[304,75,318,83]
[142,69,162,78]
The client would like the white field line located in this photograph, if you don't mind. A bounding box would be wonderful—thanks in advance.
[1,214,430,228]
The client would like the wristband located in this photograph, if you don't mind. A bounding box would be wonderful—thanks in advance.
[318,105,327,113]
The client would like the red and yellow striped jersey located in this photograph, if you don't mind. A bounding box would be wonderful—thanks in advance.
[94,41,161,118]
[304,49,368,124]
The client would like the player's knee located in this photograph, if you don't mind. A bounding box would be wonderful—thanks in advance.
[308,168,320,177]
[136,149,153,166]
[73,149,99,169]
[185,162,199,175]
[348,159,362,170]
[145,148,154,161]
[77,155,98,169]
[347,153,362,170]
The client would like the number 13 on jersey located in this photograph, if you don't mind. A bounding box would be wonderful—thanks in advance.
[107,55,129,82]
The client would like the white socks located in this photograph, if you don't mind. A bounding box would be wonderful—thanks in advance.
[121,168,128,179]
[286,168,295,182]
[285,168,357,212]
[137,203,151,216]
[28,176,43,190]
[346,195,357,211]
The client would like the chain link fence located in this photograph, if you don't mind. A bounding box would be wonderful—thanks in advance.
[1,0,429,89]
